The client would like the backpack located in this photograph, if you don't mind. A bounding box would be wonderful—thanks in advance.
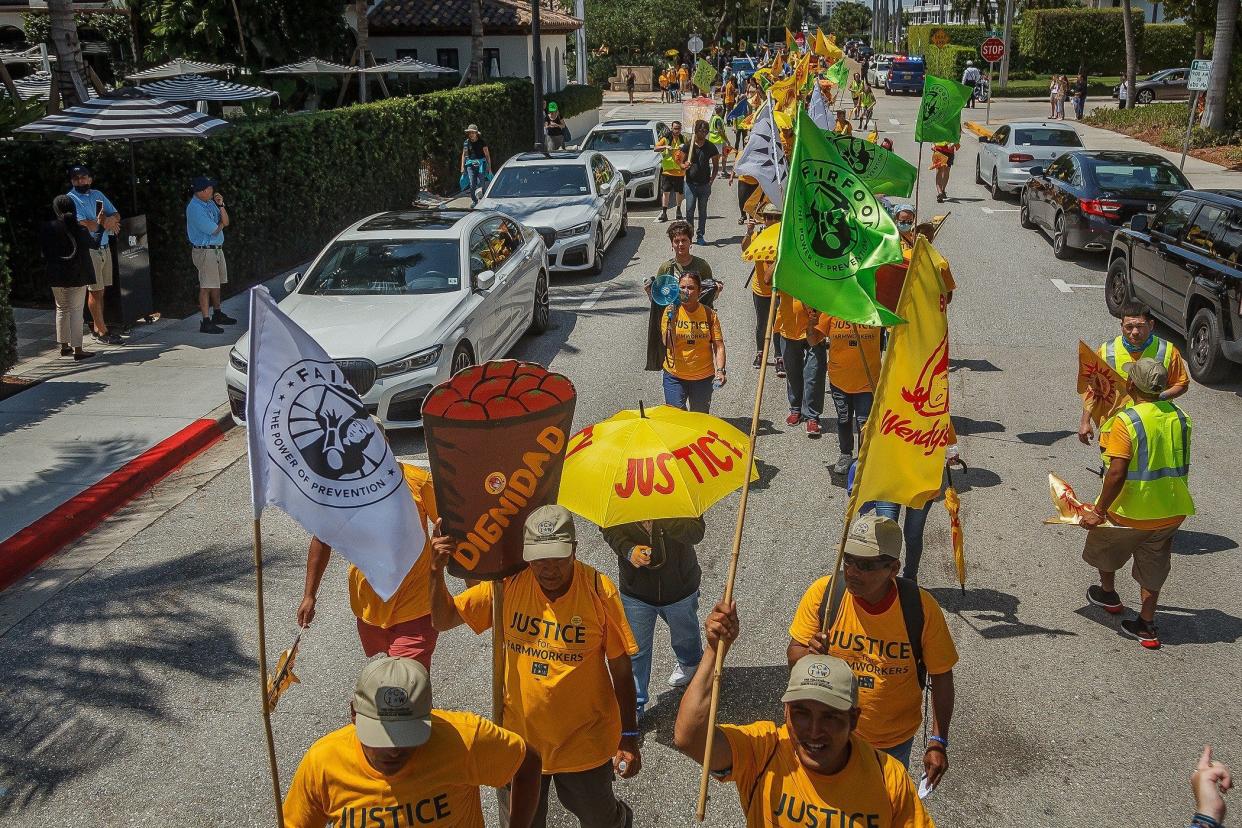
[816,575,927,689]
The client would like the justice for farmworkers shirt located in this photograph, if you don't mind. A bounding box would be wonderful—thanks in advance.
[349,464,436,628]
[719,725,933,827]
[283,712,525,828]
[826,318,882,394]
[661,304,722,381]
[454,560,639,773]
[789,578,957,749]
[774,293,832,343]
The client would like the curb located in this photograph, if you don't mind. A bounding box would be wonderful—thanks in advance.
[964,121,994,138]
[0,406,235,592]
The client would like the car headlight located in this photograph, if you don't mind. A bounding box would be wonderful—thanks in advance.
[229,347,248,374]
[377,345,442,378]
[557,222,592,240]
[633,166,658,177]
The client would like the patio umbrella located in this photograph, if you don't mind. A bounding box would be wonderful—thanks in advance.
[362,57,456,75]
[135,73,277,102]
[0,70,96,101]
[126,59,235,81]
[262,58,357,76]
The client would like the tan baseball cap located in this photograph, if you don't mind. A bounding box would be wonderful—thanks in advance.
[843,514,903,559]
[353,656,433,748]
[781,654,858,711]
[1128,357,1168,395]
[523,504,576,561]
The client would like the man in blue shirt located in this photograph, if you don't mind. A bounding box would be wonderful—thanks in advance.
[66,165,122,345]
[186,175,234,334]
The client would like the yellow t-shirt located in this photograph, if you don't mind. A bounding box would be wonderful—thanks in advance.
[826,317,883,394]
[661,304,722,381]
[454,561,638,773]
[679,67,690,83]
[719,724,934,828]
[283,713,525,828]
[833,121,853,135]
[788,578,958,748]
[1099,424,1187,531]
[348,464,436,628]
[774,292,832,342]
[752,260,774,298]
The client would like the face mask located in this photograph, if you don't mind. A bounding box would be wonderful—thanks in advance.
[679,288,692,303]
[896,221,915,233]
[73,183,91,194]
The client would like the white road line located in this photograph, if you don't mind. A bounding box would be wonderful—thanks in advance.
[579,285,608,310]
[888,118,900,126]
[1051,278,1106,293]
[980,206,1020,214]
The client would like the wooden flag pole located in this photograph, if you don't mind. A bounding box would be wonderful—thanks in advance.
[252,518,284,828]
[491,580,506,726]
[914,142,925,221]
[695,291,778,822]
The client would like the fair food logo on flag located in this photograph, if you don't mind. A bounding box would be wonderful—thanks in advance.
[793,159,885,280]
[262,359,399,508]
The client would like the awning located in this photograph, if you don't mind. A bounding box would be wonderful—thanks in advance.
[135,73,277,102]
[363,57,457,75]
[127,60,236,81]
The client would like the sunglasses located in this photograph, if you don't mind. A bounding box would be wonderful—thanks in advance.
[843,555,893,572]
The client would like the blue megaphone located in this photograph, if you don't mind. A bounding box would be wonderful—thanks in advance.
[651,273,680,306]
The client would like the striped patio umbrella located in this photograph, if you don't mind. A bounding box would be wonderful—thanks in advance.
[362,57,456,75]
[14,87,230,141]
[126,59,235,81]
[0,70,97,102]
[262,58,357,76]
[135,73,277,102]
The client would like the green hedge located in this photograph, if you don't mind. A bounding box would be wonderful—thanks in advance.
[1140,24,1194,73]
[1019,8,1145,75]
[0,216,13,374]
[907,24,990,54]
[0,80,536,314]
[545,84,604,118]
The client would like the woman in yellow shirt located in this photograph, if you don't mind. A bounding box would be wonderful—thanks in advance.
[833,109,853,135]
[660,272,726,412]
[741,203,784,372]
[775,292,832,436]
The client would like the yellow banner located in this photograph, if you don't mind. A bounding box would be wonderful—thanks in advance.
[853,237,952,510]
[815,29,844,64]
[793,53,811,93]
[1077,340,1130,427]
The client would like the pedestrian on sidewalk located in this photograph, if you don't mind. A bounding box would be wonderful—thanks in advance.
[461,125,492,203]
[625,67,637,105]
[431,506,641,828]
[602,516,706,719]
[1049,74,1063,118]
[708,105,732,179]
[544,102,567,150]
[660,271,726,412]
[1118,79,1130,109]
[682,119,720,245]
[66,165,122,345]
[1054,74,1069,119]
[186,176,236,334]
[39,194,96,361]
[655,121,688,222]
[776,292,831,437]
[1070,73,1089,120]
[742,202,783,372]
[962,61,981,108]
[1081,358,1195,650]
[282,656,543,828]
[678,64,690,99]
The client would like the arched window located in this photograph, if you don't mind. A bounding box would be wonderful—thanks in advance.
[544,46,552,90]
[553,48,562,91]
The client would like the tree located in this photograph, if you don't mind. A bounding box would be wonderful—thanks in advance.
[47,0,90,108]
[463,0,485,85]
[1200,0,1237,131]
[584,0,710,54]
[1120,0,1138,108]
[952,0,996,28]
[785,0,804,36]
[1161,0,1215,57]
[830,1,871,38]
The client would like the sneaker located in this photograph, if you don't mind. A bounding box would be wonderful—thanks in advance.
[667,663,693,687]
[753,351,763,369]
[212,309,237,326]
[805,419,821,437]
[1120,617,1160,649]
[832,453,853,475]
[775,357,786,379]
[936,192,947,203]
[92,331,122,345]
[72,350,95,361]
[695,236,706,245]
[657,211,668,223]
[1086,585,1124,614]
[785,411,802,426]
[60,344,73,357]
[675,211,683,220]
[200,318,223,334]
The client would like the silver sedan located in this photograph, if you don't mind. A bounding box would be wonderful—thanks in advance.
[974,121,1084,200]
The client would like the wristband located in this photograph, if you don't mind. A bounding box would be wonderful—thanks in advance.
[1191,814,1221,828]
[927,735,948,749]
[621,731,640,738]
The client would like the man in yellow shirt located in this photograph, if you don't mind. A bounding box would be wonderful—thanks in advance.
[787,516,958,784]
[1081,358,1194,649]
[283,656,543,828]
[827,317,883,474]
[775,292,832,436]
[431,505,641,827]
[675,601,934,827]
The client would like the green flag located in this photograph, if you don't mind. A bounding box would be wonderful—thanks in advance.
[914,75,971,144]
[825,59,849,90]
[693,58,718,95]
[827,134,918,198]
[774,107,904,327]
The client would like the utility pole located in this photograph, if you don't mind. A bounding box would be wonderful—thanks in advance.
[998,0,1014,89]
[574,0,586,84]
[532,0,546,150]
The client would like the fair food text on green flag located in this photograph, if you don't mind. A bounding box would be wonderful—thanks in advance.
[827,134,917,198]
[914,75,971,144]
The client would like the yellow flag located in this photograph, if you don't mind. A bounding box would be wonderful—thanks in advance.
[793,53,811,92]
[786,28,797,53]
[771,51,785,78]
[768,75,799,115]
[1077,340,1131,427]
[853,237,952,510]
[742,221,780,262]
[815,28,845,64]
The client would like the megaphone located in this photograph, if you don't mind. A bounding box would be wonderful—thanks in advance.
[651,273,680,306]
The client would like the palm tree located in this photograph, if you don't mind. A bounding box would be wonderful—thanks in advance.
[47,0,90,108]
[952,0,995,28]
[467,0,485,84]
[1200,0,1236,131]
[1120,0,1137,109]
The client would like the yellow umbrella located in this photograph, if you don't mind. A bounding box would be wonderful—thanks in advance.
[559,404,758,527]
[943,475,965,594]
[741,221,780,262]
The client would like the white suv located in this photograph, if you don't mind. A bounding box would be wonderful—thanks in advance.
[579,119,669,203]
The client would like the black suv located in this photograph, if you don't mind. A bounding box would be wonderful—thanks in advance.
[1106,189,1242,382]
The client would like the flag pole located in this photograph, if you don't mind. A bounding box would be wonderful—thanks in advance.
[914,142,925,221]
[491,580,506,726]
[695,290,778,822]
[253,517,284,828]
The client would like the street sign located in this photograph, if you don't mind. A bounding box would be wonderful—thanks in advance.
[930,28,950,47]
[687,34,704,54]
[980,37,1006,63]
[1188,58,1211,91]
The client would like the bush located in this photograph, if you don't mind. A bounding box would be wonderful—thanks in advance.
[1086,100,1242,149]
[1140,23,1195,73]
[1019,8,1145,75]
[0,80,537,314]
[907,24,989,54]
[0,216,13,374]
[545,84,604,118]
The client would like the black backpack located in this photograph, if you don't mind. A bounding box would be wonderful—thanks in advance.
[816,575,927,689]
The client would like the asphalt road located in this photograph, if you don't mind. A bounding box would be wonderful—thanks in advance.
[2,95,1240,826]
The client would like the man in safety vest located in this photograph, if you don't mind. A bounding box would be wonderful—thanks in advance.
[708,104,732,179]
[1079,303,1188,444]
[1081,358,1194,649]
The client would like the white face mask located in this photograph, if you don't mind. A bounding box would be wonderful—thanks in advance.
[896,221,915,233]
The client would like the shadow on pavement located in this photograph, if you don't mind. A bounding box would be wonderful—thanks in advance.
[0,545,253,815]
[1073,603,1242,647]
[1016,429,1075,446]
[0,380,105,431]
[949,465,1001,492]
[1171,530,1238,556]
[952,416,1006,436]
[643,664,789,750]
[721,416,780,438]
[949,358,1001,373]
[930,586,1078,640]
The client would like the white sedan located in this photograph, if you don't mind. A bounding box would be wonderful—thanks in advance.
[579,119,669,203]
[225,208,550,429]
[974,121,1084,199]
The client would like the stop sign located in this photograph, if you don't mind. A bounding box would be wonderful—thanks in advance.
[980,37,1005,63]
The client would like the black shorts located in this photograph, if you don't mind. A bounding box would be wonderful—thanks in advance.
[660,174,684,193]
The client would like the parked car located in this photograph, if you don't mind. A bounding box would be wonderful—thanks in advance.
[885,56,925,95]
[867,56,892,88]
[578,119,668,203]
[225,209,550,428]
[1106,189,1242,381]
[730,56,757,86]
[478,149,627,274]
[1112,67,1190,104]
[1019,150,1191,258]
[975,121,1083,199]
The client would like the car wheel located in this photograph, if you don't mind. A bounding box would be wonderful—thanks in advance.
[1052,213,1074,259]
[1137,89,1154,105]
[450,342,474,376]
[589,225,604,275]
[1187,307,1229,383]
[1019,191,1035,229]
[618,203,629,238]
[528,270,551,335]
[990,170,1005,200]
[975,158,984,185]
[1105,257,1133,317]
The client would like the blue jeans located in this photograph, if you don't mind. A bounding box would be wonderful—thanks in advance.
[683,181,712,239]
[781,336,827,421]
[620,591,703,713]
[864,500,933,580]
[465,161,486,203]
[663,371,714,412]
[829,385,874,454]
[883,736,915,769]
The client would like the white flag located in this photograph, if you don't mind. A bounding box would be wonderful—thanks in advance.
[808,83,831,130]
[245,286,424,600]
[735,100,787,208]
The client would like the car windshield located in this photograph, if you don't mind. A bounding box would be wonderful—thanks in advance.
[299,239,461,296]
[876,61,891,70]
[1014,128,1082,147]
[1090,161,1190,194]
[488,165,590,198]
[584,130,654,151]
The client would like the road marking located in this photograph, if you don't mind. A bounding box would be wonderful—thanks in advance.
[980,207,1020,214]
[888,118,900,126]
[579,285,608,310]
[1051,278,1105,293]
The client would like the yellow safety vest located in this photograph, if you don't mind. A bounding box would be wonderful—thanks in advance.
[1106,400,1195,521]
[1101,335,1175,378]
